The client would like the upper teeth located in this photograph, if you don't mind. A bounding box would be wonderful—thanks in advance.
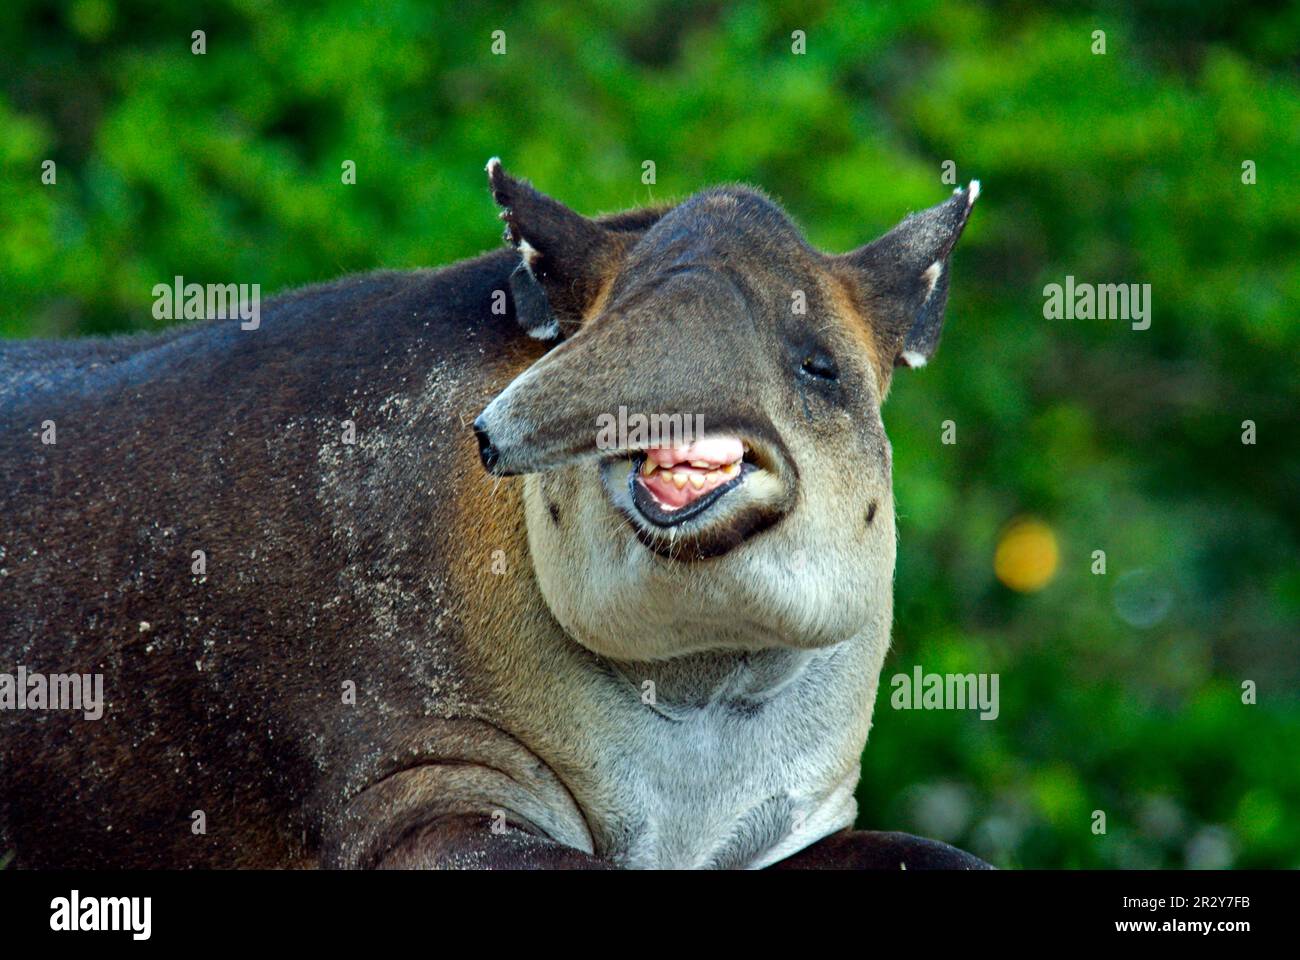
[637,454,744,481]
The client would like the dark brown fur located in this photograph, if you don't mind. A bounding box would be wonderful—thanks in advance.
[0,256,542,867]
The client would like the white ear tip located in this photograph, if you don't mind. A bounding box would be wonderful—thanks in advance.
[528,318,561,341]
[922,260,943,298]
[517,237,540,269]
[967,180,981,204]
[486,156,502,174]
[899,350,928,369]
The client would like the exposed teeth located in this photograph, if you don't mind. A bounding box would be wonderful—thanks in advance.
[635,440,750,505]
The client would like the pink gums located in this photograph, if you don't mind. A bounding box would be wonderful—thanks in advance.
[637,436,745,510]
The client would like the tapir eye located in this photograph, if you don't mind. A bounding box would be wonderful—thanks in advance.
[799,347,839,382]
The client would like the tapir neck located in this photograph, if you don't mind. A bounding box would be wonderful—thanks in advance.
[603,647,818,719]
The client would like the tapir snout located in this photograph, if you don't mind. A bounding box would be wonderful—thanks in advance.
[472,268,789,480]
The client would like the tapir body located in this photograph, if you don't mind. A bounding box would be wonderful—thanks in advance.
[0,164,986,869]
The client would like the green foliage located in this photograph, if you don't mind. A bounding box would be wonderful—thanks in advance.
[2,0,1297,867]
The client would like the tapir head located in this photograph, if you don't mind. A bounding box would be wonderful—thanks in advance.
[474,159,978,661]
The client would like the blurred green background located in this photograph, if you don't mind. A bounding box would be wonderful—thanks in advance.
[2,0,1297,867]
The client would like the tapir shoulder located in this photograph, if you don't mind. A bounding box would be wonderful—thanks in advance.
[1,250,528,418]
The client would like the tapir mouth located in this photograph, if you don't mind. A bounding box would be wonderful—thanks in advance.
[600,433,791,561]
[627,436,753,527]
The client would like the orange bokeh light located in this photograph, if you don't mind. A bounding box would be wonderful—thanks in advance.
[994,517,1060,593]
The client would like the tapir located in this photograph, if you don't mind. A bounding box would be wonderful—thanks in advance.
[0,160,988,869]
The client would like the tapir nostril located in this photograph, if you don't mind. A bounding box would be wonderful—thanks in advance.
[472,417,499,472]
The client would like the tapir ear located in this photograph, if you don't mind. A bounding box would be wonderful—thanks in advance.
[841,182,979,369]
[486,158,623,340]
